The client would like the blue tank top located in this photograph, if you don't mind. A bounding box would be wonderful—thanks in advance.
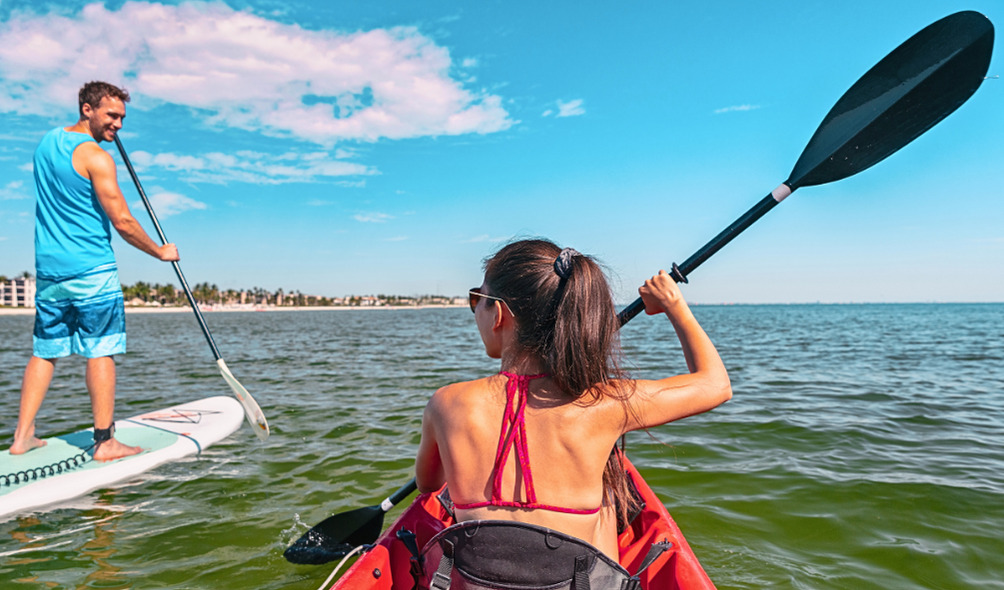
[33,127,117,280]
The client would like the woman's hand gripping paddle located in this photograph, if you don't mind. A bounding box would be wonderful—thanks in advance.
[114,136,271,441]
[284,10,994,565]
[618,10,993,324]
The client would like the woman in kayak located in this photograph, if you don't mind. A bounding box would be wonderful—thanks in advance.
[415,238,731,582]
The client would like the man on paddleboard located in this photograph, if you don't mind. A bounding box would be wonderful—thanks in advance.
[9,81,179,462]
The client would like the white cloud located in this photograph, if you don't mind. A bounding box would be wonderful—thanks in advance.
[140,191,208,217]
[543,99,585,118]
[334,180,367,188]
[354,212,393,223]
[0,2,514,145]
[0,180,28,200]
[556,99,585,118]
[713,104,761,114]
[334,147,360,159]
[124,149,376,185]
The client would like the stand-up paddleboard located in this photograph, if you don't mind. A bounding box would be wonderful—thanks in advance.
[0,396,244,519]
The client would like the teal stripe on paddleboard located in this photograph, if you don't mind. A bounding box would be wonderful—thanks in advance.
[0,427,178,495]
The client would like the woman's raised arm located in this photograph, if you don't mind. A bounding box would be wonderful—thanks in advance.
[624,270,732,432]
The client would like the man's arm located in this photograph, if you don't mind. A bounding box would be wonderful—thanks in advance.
[79,143,179,262]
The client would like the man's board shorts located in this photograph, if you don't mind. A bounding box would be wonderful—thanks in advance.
[33,264,126,359]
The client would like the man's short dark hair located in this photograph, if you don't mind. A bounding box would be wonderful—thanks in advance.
[78,81,130,116]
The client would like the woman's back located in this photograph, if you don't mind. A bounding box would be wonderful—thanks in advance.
[426,373,627,557]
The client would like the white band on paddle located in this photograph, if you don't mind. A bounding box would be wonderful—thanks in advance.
[771,184,792,203]
[381,498,394,512]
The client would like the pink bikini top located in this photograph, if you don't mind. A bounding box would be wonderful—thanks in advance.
[452,371,603,516]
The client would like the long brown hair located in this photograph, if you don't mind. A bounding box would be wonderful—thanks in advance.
[483,239,638,522]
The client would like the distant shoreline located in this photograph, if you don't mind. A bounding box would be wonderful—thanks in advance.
[2,301,999,317]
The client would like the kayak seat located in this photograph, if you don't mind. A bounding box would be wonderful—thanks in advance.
[405,460,660,589]
[417,520,670,590]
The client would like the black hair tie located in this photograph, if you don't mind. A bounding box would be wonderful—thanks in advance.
[554,248,580,280]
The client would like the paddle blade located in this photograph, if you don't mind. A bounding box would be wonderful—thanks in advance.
[789,11,994,190]
[217,359,270,440]
[283,530,354,565]
[284,505,385,565]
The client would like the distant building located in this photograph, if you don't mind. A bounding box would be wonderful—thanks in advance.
[1,276,36,308]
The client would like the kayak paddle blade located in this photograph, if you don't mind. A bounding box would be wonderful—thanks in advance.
[789,11,994,190]
[284,505,385,565]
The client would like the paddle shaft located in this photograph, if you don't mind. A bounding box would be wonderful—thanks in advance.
[386,479,419,507]
[113,135,223,361]
[617,191,784,325]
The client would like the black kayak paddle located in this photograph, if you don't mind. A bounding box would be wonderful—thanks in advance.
[618,10,993,323]
[284,10,994,566]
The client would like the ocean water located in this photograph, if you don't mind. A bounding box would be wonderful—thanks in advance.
[1,304,1002,589]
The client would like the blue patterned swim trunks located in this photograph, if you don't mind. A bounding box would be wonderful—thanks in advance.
[33,264,126,359]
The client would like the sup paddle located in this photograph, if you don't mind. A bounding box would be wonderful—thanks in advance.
[114,136,270,441]
[284,10,994,565]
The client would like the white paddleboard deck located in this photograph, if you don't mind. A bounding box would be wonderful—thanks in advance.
[0,396,244,519]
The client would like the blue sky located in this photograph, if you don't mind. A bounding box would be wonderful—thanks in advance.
[0,0,1001,304]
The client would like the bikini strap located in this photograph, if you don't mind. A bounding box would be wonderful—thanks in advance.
[493,372,548,504]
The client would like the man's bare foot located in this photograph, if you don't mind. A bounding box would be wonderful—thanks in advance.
[92,437,142,462]
[9,435,47,455]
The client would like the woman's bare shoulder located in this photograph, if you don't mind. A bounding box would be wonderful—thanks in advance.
[429,375,496,410]
[435,375,495,394]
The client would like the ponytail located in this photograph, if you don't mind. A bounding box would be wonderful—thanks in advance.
[549,251,620,396]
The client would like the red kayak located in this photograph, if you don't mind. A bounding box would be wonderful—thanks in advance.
[329,456,716,589]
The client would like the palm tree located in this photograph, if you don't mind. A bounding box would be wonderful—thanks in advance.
[159,283,178,305]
